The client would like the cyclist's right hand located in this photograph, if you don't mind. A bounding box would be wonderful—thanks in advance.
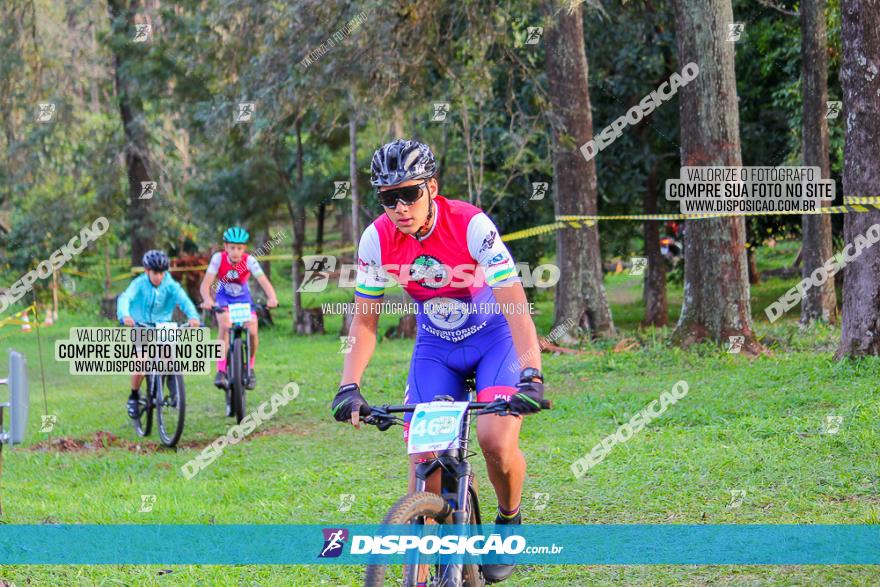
[332,383,370,427]
[122,316,135,327]
[200,299,215,310]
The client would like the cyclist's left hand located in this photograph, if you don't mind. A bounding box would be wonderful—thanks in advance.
[508,379,544,415]
[266,297,278,309]
[187,318,201,328]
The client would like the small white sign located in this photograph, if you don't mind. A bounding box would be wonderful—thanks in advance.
[432,102,450,122]
[826,101,842,120]
[530,182,548,201]
[236,102,256,123]
[36,102,56,123]
[525,27,544,45]
[139,494,157,512]
[727,23,745,42]
[333,181,350,199]
[533,492,549,511]
[133,23,152,43]
[629,257,648,276]
[339,494,356,512]
[40,415,58,433]
[727,335,745,354]
[139,181,157,200]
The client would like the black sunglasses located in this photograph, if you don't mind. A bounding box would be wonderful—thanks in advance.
[377,181,428,209]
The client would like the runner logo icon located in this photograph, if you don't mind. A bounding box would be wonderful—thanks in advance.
[318,528,349,558]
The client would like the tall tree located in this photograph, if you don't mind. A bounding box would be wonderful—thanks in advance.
[671,0,760,351]
[349,109,361,251]
[800,0,837,324]
[543,0,615,338]
[107,1,156,265]
[835,0,880,358]
[643,158,671,326]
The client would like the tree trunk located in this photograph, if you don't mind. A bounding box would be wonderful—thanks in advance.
[316,203,326,254]
[108,0,156,265]
[835,0,880,359]
[258,229,271,280]
[339,207,352,256]
[291,202,308,333]
[643,163,668,327]
[391,106,405,139]
[290,118,305,332]
[543,0,614,339]
[671,0,760,352]
[747,245,760,284]
[349,113,361,250]
[800,0,837,325]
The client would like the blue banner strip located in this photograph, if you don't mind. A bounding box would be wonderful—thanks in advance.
[0,525,876,565]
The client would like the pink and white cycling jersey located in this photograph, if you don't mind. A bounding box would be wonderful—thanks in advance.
[355,195,520,342]
[206,251,264,298]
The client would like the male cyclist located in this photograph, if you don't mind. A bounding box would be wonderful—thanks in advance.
[331,139,545,583]
[117,250,201,418]
[199,226,279,391]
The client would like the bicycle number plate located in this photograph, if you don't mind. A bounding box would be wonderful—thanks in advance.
[407,401,469,455]
[228,303,252,325]
[155,322,177,330]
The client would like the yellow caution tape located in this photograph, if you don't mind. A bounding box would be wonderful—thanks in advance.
[0,304,36,329]
[844,197,880,205]
[56,199,880,279]
[558,203,880,223]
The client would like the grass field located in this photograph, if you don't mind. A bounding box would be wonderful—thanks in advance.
[0,242,878,585]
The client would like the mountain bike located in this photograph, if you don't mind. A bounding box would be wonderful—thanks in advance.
[128,321,188,447]
[211,303,264,423]
[362,382,550,586]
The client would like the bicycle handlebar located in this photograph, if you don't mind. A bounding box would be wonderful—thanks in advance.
[368,398,551,414]
[364,398,551,429]
[208,302,270,314]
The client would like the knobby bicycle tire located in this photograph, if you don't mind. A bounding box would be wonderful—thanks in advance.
[364,491,483,587]
[156,374,186,447]
[230,337,246,423]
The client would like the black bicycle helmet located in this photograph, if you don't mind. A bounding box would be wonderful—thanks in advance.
[142,250,170,271]
[370,139,437,187]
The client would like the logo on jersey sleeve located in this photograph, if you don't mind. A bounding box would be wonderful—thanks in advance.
[410,254,448,289]
[487,252,509,267]
[479,230,497,254]
[423,297,470,329]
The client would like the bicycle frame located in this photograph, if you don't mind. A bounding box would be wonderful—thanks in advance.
[211,306,253,386]
[412,399,476,527]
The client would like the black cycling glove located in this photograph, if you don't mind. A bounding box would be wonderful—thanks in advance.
[507,372,545,415]
[331,383,370,422]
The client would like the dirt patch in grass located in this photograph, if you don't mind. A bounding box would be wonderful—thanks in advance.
[29,431,159,453]
[28,424,319,454]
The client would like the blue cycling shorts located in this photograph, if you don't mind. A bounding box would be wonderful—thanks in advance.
[402,320,520,441]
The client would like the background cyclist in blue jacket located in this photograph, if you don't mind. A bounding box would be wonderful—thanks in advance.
[116,250,200,418]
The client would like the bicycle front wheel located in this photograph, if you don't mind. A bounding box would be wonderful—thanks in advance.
[133,375,155,437]
[364,491,464,587]
[156,374,186,447]
[229,337,246,423]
